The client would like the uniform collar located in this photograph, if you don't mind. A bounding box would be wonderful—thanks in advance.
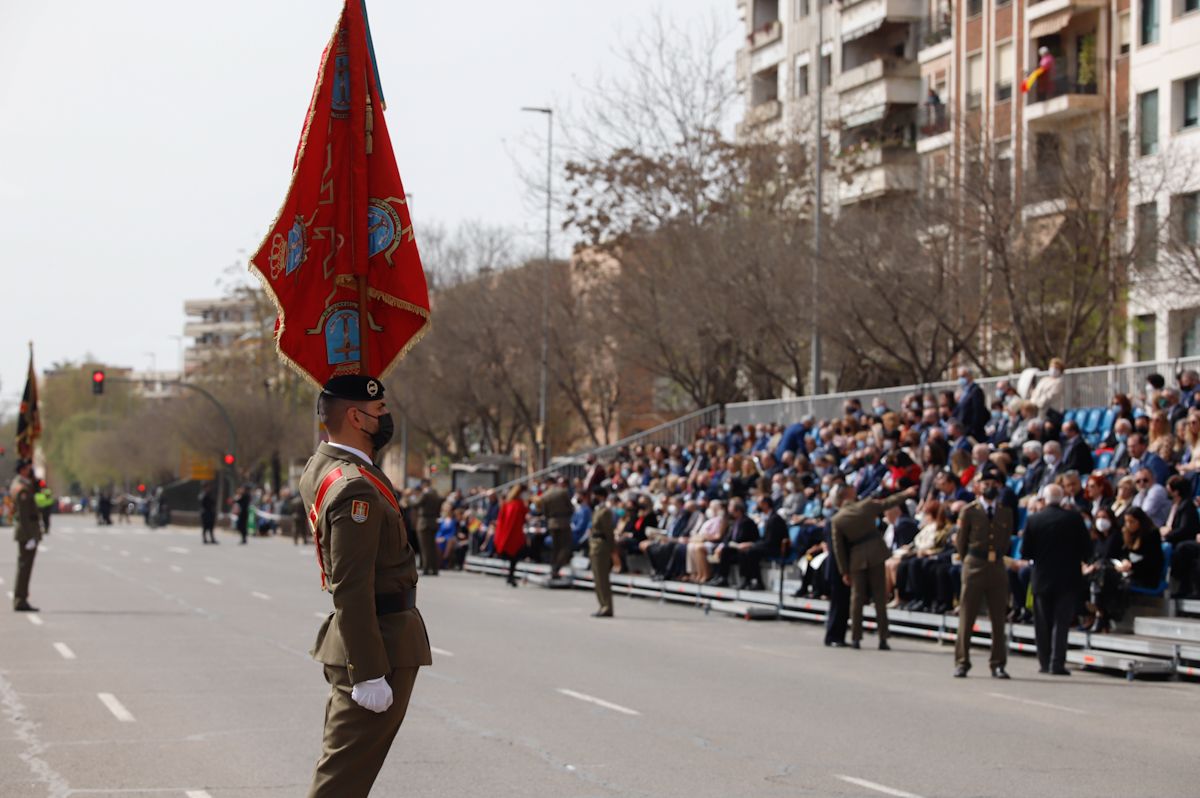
[324,442,373,467]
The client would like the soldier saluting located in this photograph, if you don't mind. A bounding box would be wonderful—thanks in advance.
[300,375,432,797]
[11,459,43,612]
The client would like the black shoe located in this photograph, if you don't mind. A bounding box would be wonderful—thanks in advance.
[1038,666,1050,674]
[878,640,891,651]
[1089,617,1109,634]
[954,664,970,678]
[591,610,613,618]
[824,640,847,647]
[1050,667,1071,676]
[850,640,861,649]
[13,601,38,612]
[991,667,1011,679]
[706,576,729,587]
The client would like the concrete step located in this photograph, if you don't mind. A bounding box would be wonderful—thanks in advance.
[1134,616,1200,643]
[1178,598,1200,617]
[1068,649,1176,680]
[706,600,779,620]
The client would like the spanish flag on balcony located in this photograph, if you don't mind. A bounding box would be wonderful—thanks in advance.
[1020,66,1047,94]
[249,0,430,387]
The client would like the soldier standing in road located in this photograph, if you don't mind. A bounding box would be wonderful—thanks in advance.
[300,375,432,798]
[588,485,615,617]
[11,460,43,612]
[539,476,575,579]
[415,479,442,576]
[953,463,1014,679]
[831,483,918,649]
[199,483,218,545]
[292,490,311,546]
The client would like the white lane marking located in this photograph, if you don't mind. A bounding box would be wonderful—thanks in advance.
[5,591,12,600]
[430,646,455,657]
[170,565,183,573]
[836,775,926,798]
[168,546,190,554]
[53,643,76,660]
[986,692,1087,715]
[27,615,43,626]
[556,688,640,716]
[97,693,135,722]
[251,591,271,601]
[204,577,222,586]
[186,792,214,798]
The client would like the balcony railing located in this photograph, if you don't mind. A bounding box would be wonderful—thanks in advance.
[921,16,952,48]
[918,104,949,137]
[747,19,782,49]
[1024,68,1100,106]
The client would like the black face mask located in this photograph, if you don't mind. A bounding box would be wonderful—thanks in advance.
[359,411,395,453]
[982,485,1000,501]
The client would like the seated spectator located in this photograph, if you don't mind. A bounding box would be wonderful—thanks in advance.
[1084,473,1113,517]
[1091,507,1165,632]
[1128,433,1171,484]
[1030,358,1066,423]
[888,500,951,608]
[687,500,726,583]
[1055,470,1087,512]
[1132,468,1171,527]
[1110,475,1137,518]
[644,497,701,581]
[1040,440,1066,491]
[1160,474,1200,546]
[1060,420,1095,475]
[708,498,762,589]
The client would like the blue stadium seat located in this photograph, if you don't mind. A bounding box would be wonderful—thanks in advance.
[1063,408,1078,426]
[1083,407,1103,435]
[1016,507,1027,532]
[1009,536,1023,559]
[1096,451,1113,470]
[1099,407,1116,437]
[1129,542,1173,598]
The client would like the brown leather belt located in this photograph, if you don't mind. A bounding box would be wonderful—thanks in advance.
[375,588,417,615]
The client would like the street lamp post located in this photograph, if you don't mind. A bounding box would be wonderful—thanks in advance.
[811,4,824,396]
[521,106,553,470]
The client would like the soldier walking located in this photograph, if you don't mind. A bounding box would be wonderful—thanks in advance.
[11,460,43,612]
[831,484,918,649]
[953,463,1013,679]
[538,476,575,578]
[588,486,615,617]
[300,375,432,797]
[415,479,442,576]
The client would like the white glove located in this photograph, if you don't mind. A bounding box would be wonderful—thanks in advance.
[24,539,37,551]
[350,676,393,713]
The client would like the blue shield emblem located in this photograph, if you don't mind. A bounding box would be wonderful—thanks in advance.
[285,218,306,275]
[368,203,396,258]
[325,309,361,365]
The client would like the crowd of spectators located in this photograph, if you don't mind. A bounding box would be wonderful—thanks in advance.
[420,365,1200,633]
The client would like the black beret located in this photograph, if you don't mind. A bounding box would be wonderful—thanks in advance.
[321,374,385,401]
[978,462,1002,483]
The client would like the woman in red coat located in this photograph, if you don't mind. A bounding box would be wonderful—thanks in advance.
[495,483,529,587]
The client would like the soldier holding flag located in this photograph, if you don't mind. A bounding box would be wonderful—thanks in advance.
[247,2,432,794]
[13,345,43,612]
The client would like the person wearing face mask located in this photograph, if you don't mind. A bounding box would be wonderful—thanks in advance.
[951,368,989,444]
[1038,440,1065,493]
[414,479,443,576]
[953,464,1015,679]
[1022,484,1091,675]
[300,375,431,797]
[1029,358,1066,424]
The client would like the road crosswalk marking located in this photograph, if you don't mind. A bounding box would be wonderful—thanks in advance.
[97,692,135,722]
[556,688,640,716]
[53,643,76,660]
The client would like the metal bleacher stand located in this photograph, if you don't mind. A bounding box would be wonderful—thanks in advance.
[464,355,1200,680]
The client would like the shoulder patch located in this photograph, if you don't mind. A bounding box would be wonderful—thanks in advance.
[351,500,370,523]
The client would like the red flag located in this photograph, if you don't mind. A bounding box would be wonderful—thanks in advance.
[249,0,430,386]
[15,346,40,460]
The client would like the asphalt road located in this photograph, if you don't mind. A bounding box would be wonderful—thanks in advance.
[1,514,1197,798]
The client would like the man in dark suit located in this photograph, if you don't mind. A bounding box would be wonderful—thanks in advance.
[1021,484,1091,675]
[1107,418,1133,472]
[952,368,990,443]
[823,487,852,647]
[708,498,761,588]
[1018,441,1047,499]
[743,496,791,591]
[1128,433,1171,484]
[1060,421,1095,475]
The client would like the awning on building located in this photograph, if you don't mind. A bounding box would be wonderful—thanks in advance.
[841,17,885,43]
[842,103,888,129]
[1030,8,1073,39]
[1015,213,1066,261]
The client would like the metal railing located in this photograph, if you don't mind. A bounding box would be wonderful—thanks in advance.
[725,356,1200,427]
[918,104,949,138]
[1025,69,1101,106]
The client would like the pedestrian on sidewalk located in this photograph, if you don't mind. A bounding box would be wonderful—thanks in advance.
[1022,484,1090,675]
[199,483,218,545]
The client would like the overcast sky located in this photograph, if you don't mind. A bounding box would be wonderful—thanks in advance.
[0,0,736,411]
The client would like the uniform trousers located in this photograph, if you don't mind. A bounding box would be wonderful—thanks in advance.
[1033,588,1075,672]
[590,540,613,615]
[308,664,419,798]
[417,527,439,575]
[849,563,889,642]
[549,525,573,574]
[956,559,1009,669]
[14,543,36,607]
[824,567,850,644]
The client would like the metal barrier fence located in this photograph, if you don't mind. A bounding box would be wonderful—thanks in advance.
[465,404,722,502]
[725,356,1200,427]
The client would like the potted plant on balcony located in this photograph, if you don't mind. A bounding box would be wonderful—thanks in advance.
[1077,33,1097,93]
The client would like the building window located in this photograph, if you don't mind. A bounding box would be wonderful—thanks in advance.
[1136,202,1159,268]
[1120,12,1132,54]
[796,62,810,98]
[820,53,832,88]
[966,53,984,109]
[1139,90,1159,155]
[967,0,983,17]
[1185,0,1200,15]
[1141,0,1160,45]
[1176,192,1200,246]
[798,0,810,17]
[1183,77,1199,129]
[995,42,1014,102]
[1136,314,1158,361]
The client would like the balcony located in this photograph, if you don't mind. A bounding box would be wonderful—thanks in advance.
[838,60,921,128]
[917,104,951,153]
[744,99,782,128]
[839,0,923,41]
[1027,0,1107,25]
[747,19,782,50]
[1024,69,1103,125]
[839,144,918,203]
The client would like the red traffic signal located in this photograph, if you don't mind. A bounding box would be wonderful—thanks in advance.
[137,483,146,493]
[223,454,236,466]
[91,370,106,395]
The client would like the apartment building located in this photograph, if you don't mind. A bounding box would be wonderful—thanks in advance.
[1127,0,1200,360]
[736,0,926,206]
[182,296,265,374]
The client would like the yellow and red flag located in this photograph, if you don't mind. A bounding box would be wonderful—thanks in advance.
[15,345,40,460]
[1021,66,1046,94]
[250,0,429,386]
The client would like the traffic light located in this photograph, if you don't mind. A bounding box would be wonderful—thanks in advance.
[223,454,236,466]
[137,483,146,493]
[91,370,106,395]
